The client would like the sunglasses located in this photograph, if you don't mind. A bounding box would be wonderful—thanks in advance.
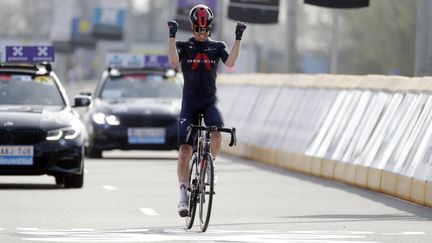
[193,26,210,33]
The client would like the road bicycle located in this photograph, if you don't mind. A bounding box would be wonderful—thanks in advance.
[184,114,236,232]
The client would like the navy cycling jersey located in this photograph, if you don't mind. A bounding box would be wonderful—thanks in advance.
[176,37,229,102]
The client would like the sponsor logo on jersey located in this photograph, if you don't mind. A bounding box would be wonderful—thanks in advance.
[187,53,215,70]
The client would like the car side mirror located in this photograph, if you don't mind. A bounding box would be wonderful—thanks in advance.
[73,95,91,107]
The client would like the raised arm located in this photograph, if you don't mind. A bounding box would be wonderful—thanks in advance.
[167,21,180,68]
[225,22,247,68]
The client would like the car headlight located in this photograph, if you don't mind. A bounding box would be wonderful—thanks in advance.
[92,112,120,126]
[46,125,81,141]
[92,112,106,124]
[172,101,181,113]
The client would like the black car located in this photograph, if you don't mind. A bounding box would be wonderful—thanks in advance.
[84,66,182,158]
[0,63,91,188]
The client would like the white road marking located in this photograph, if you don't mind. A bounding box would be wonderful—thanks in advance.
[18,228,396,242]
[101,185,117,191]
[289,231,376,235]
[69,228,95,231]
[124,229,150,232]
[381,232,427,235]
[17,228,39,231]
[139,208,160,216]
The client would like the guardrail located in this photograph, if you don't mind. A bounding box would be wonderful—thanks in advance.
[218,73,432,207]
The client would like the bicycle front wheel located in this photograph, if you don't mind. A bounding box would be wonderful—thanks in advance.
[185,154,197,229]
[199,153,214,232]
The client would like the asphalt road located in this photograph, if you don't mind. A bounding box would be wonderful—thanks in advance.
[0,150,431,243]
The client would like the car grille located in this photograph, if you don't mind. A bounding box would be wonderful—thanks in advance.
[0,129,46,145]
[119,114,177,127]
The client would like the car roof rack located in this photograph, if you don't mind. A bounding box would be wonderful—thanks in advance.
[107,65,172,72]
[0,62,52,73]
[107,65,177,76]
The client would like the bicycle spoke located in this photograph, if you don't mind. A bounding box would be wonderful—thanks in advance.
[199,154,214,232]
[185,155,198,229]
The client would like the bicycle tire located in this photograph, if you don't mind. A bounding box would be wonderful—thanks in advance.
[199,153,214,232]
[185,154,198,229]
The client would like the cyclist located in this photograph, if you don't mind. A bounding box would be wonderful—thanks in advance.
[167,4,246,217]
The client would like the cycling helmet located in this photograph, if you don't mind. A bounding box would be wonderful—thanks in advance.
[189,4,214,28]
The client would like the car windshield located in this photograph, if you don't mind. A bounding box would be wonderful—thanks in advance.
[0,74,65,106]
[99,74,182,100]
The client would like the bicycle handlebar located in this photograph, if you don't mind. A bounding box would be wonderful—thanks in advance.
[186,125,237,147]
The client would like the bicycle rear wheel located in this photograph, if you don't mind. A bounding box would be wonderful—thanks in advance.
[199,153,214,232]
[185,154,197,229]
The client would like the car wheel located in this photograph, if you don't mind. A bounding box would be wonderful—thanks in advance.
[87,147,102,158]
[64,172,84,188]
[55,176,64,185]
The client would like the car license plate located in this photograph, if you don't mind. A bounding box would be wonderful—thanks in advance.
[0,146,34,165]
[128,128,166,144]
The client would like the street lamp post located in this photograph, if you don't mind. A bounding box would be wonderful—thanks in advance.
[330,9,339,74]
[415,0,432,76]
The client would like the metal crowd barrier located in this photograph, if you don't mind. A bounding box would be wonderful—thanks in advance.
[218,73,432,207]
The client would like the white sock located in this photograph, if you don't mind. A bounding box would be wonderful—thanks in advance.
[213,157,217,170]
[179,182,189,202]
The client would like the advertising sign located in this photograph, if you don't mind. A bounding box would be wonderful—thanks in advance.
[93,5,126,40]
[72,17,96,48]
[282,89,308,152]
[345,92,389,165]
[305,91,346,157]
[228,0,279,24]
[321,91,356,159]
[383,94,428,173]
[106,53,143,68]
[359,93,403,168]
[264,88,296,149]
[5,46,55,62]
[396,95,432,177]
[249,87,280,145]
[332,91,371,161]
[106,53,170,68]
[304,0,369,8]
[298,89,338,153]
[371,94,415,169]
[144,55,170,68]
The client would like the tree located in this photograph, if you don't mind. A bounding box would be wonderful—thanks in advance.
[337,0,416,76]
[0,0,53,38]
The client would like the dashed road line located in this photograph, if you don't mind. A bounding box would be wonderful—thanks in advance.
[139,208,160,216]
[101,185,117,191]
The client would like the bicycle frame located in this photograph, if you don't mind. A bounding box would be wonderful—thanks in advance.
[185,114,236,232]
[191,114,216,187]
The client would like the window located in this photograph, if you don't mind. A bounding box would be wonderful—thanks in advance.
[0,74,65,106]
[100,74,182,100]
